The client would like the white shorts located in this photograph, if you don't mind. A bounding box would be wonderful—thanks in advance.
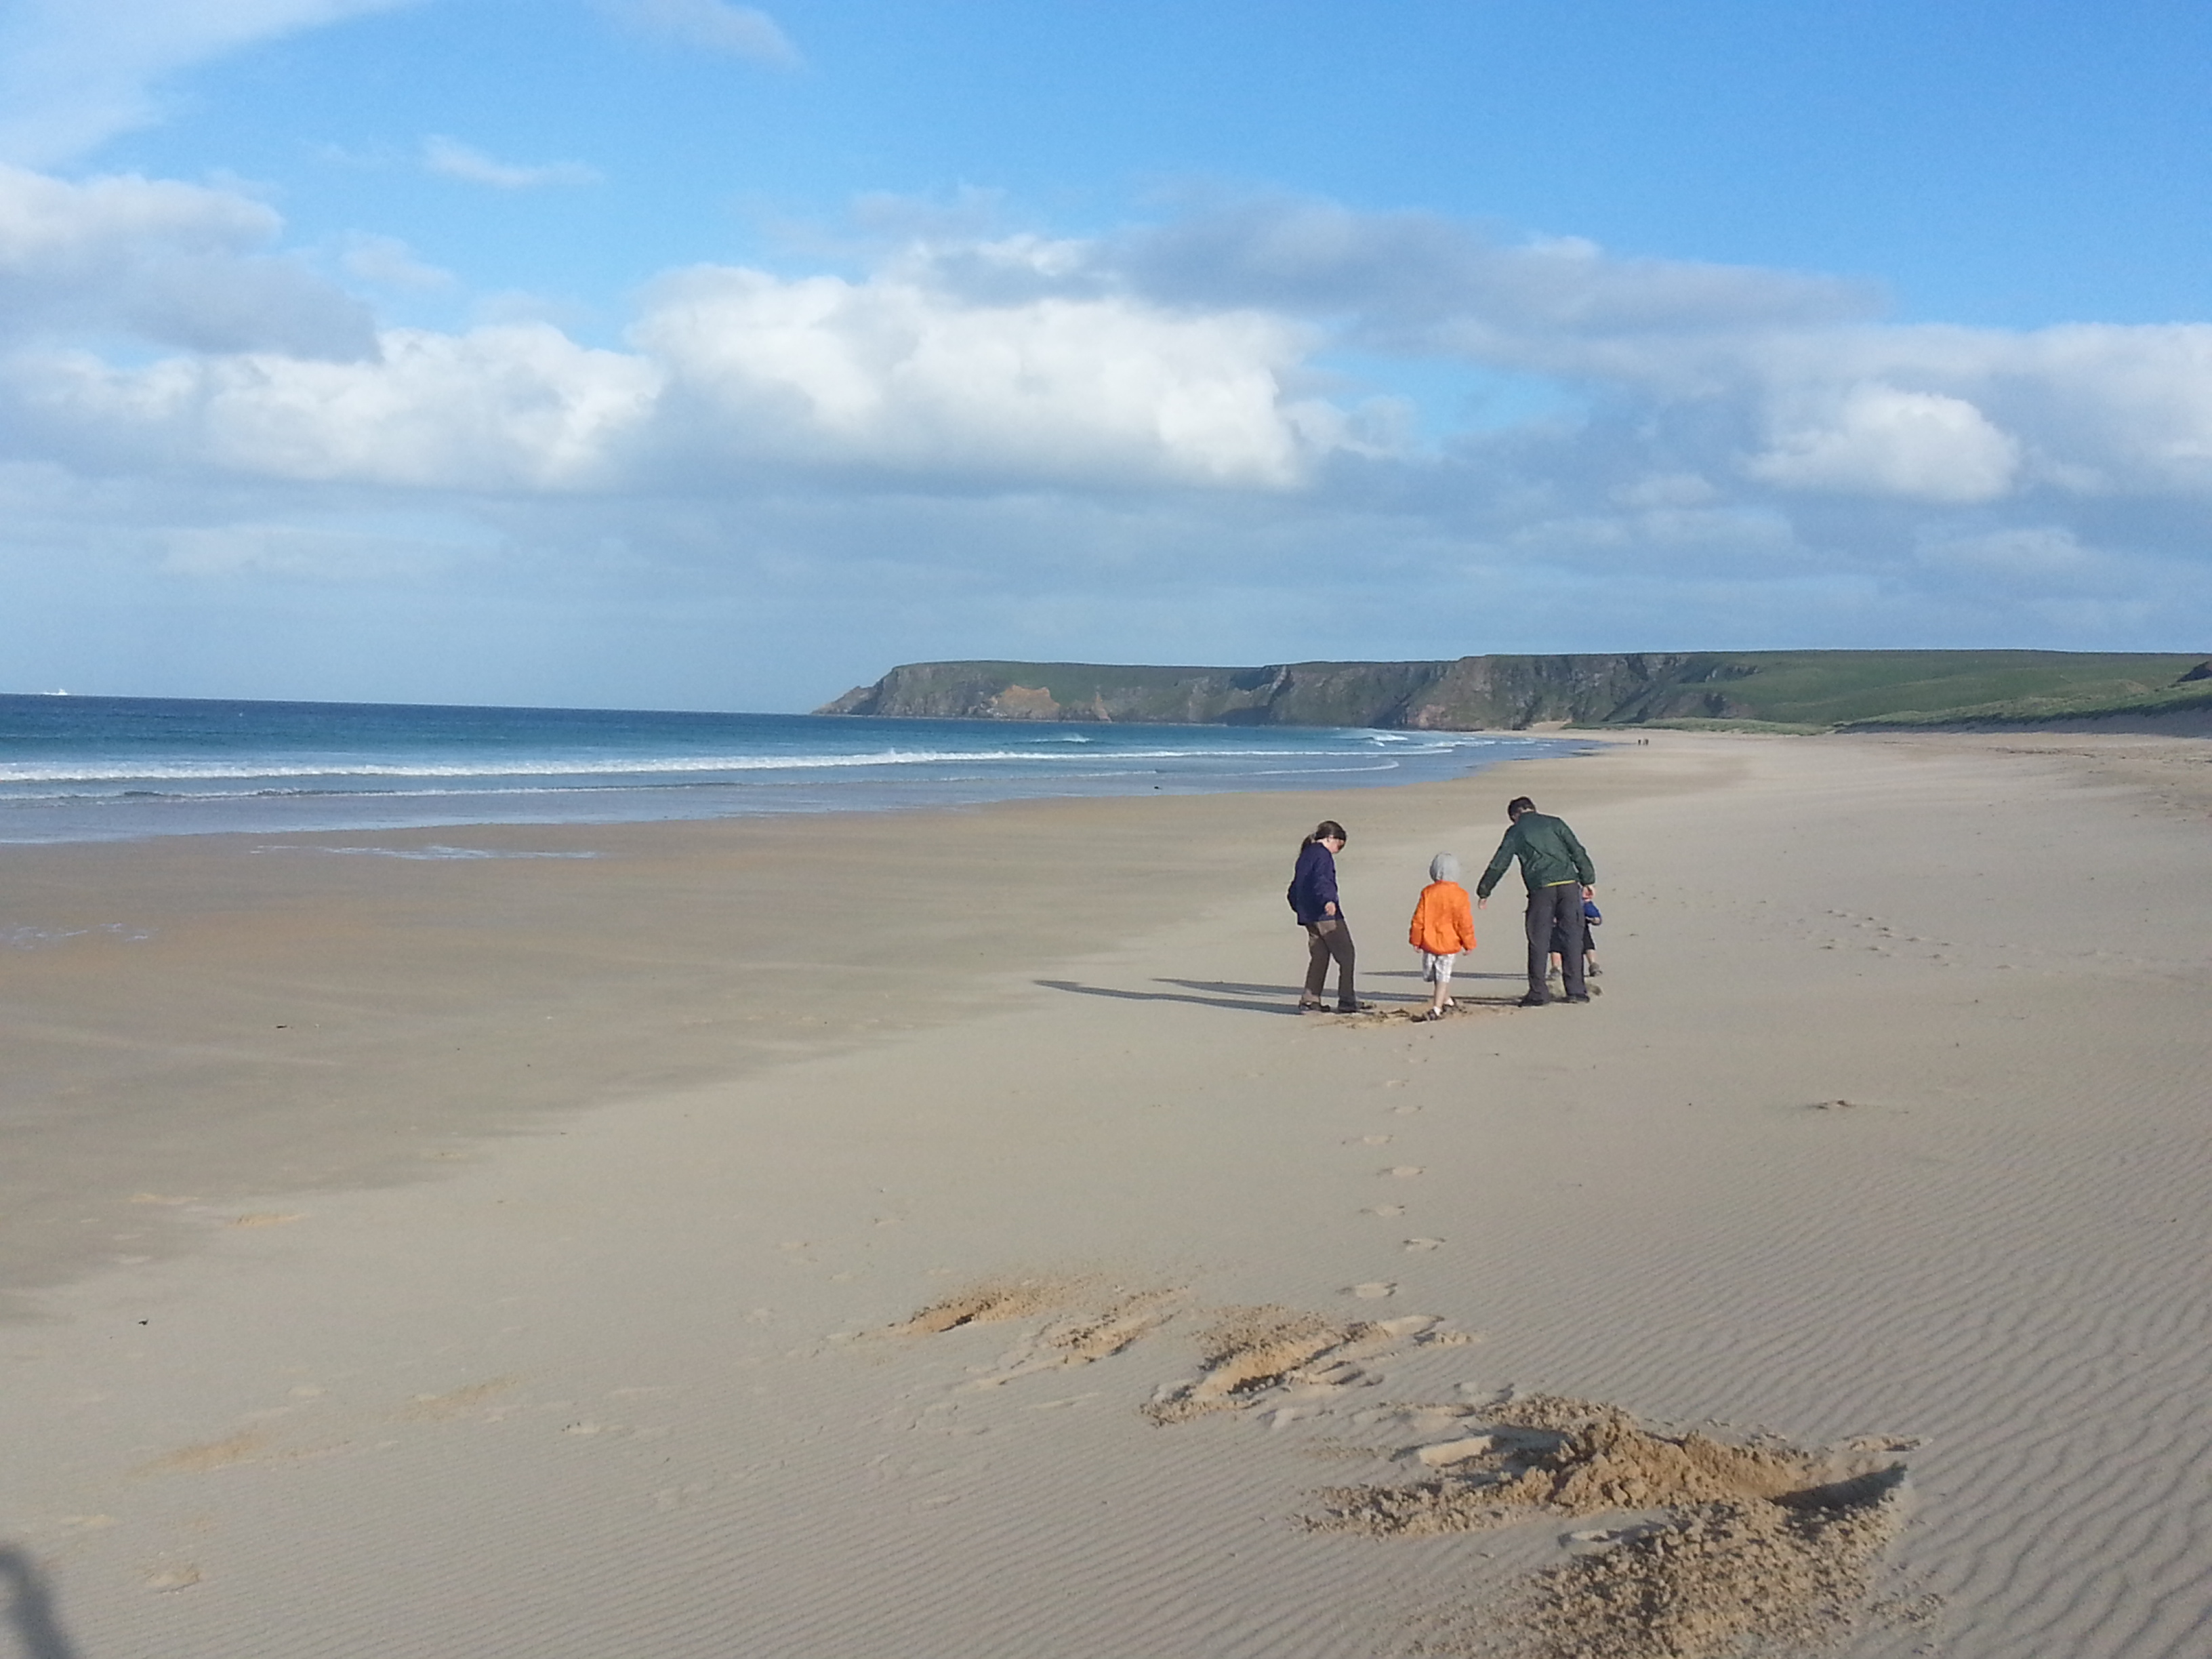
[1421,951,1457,984]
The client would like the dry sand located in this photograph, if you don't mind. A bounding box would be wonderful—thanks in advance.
[2,729,2209,1658]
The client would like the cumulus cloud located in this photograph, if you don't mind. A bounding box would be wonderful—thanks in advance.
[0,0,419,165]
[1748,383,2022,503]
[0,163,375,356]
[20,197,2212,522]
[594,0,798,65]
[3,258,1342,492]
[9,324,659,487]
[421,137,602,190]
[1115,197,1880,373]
[633,260,1330,485]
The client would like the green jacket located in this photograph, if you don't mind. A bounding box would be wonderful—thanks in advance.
[1475,812,1595,898]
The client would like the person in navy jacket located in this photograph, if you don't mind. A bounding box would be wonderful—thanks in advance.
[1288,819,1367,1012]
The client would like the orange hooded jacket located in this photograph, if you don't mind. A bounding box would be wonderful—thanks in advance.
[1408,880,1476,956]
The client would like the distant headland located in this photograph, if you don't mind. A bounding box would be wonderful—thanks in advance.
[818,650,2212,731]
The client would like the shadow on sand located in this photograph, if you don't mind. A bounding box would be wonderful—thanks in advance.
[1036,976,1532,1017]
[1037,977,1439,1015]
[1,1548,79,1659]
[1036,978,1309,1015]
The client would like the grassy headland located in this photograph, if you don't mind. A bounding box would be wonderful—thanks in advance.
[818,651,2212,731]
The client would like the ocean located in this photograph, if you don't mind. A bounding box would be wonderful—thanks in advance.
[0,694,1584,845]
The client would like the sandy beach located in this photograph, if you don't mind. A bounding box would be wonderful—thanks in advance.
[4,729,2209,1659]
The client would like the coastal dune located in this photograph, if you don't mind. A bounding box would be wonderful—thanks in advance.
[3,731,2210,1658]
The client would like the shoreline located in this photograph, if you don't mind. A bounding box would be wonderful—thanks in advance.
[4,727,2209,1659]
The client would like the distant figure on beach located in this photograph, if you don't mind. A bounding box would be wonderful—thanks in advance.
[1288,819,1368,1012]
[1408,853,1477,1021]
[1475,796,1597,1007]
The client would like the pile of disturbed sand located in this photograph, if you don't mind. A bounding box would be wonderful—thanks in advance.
[1492,1478,1905,1659]
[890,1294,1912,1659]
[1311,1400,1846,1537]
[1312,1397,1908,1659]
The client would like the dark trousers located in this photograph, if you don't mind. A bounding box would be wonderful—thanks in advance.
[1524,884,1586,1001]
[1304,920,1357,1006]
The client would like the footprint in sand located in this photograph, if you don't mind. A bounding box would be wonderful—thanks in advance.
[1145,1311,1463,1423]
[134,1431,265,1476]
[1385,1166,1425,1179]
[144,1566,201,1593]
[1404,1238,1444,1252]
[400,1377,518,1422]
[1349,1282,1397,1300]
[1414,1434,1496,1467]
[1354,1134,1393,1145]
[1366,1204,1407,1217]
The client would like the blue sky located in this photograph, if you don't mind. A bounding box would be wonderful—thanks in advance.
[3,0,2210,710]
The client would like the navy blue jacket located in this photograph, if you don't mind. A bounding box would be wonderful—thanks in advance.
[1288,841,1343,926]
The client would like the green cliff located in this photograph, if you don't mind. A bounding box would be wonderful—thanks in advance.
[816,651,2212,730]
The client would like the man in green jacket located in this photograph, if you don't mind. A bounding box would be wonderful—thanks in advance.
[1475,795,1597,1006]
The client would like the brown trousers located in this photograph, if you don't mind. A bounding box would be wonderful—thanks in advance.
[1304,919,1357,1006]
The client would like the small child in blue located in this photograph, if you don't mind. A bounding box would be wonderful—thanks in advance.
[1548,895,1603,984]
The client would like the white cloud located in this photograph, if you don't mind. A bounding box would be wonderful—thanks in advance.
[634,263,1332,485]
[0,0,420,165]
[0,162,375,355]
[0,244,1341,491]
[1116,197,1879,370]
[595,0,798,66]
[422,137,602,190]
[13,325,661,487]
[1748,383,2022,503]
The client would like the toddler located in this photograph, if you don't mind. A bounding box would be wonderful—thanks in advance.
[1407,852,1477,1021]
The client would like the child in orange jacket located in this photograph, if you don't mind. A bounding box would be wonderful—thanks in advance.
[1408,853,1477,1021]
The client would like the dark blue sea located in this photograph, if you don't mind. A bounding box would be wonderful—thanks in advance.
[0,694,1581,845]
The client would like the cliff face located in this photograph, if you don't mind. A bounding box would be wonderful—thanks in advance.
[817,653,1765,727]
[817,651,2212,730]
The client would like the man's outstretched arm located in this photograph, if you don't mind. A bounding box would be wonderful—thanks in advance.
[1474,829,1519,903]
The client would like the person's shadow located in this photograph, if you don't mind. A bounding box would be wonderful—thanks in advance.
[1036,977,1304,1015]
[1036,977,1429,1014]
[0,1547,80,1659]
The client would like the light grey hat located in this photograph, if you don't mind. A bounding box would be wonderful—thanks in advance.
[1429,852,1461,884]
